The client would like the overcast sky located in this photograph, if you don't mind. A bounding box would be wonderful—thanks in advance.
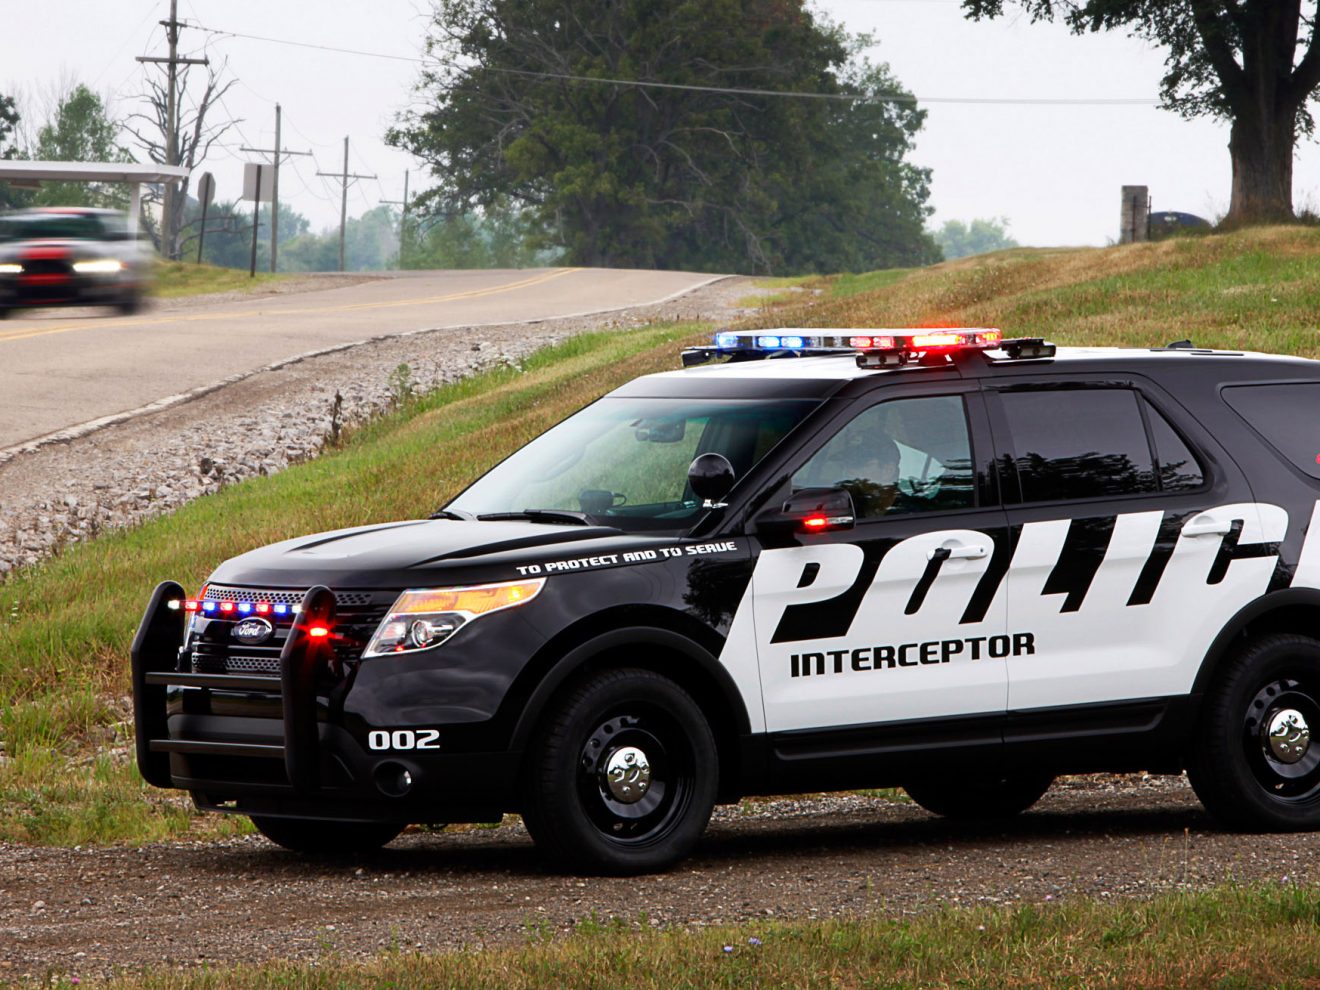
[5,0,1320,249]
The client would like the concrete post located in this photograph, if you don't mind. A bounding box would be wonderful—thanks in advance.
[1120,186,1149,244]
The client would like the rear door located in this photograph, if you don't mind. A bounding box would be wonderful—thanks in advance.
[752,381,1013,733]
[985,378,1282,713]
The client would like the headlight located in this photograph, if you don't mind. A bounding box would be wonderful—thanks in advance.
[0,263,21,274]
[72,259,124,274]
[363,578,545,658]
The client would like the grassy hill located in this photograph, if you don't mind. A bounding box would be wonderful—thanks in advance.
[757,226,1320,358]
[3,225,1320,845]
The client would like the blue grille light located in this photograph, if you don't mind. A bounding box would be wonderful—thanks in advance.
[274,603,289,615]
[237,602,253,614]
[202,601,217,614]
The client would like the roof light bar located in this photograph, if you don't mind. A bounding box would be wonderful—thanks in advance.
[680,327,1055,369]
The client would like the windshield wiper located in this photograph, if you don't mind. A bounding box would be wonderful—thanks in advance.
[428,508,475,521]
[476,509,596,526]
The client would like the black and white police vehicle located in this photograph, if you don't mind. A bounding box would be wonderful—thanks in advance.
[133,327,1320,873]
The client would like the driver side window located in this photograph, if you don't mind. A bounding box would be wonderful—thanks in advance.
[791,395,976,519]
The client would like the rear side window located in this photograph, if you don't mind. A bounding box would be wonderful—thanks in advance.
[998,389,1158,502]
[1223,383,1320,480]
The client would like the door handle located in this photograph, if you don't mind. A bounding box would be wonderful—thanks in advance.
[929,544,988,561]
[1183,519,1233,538]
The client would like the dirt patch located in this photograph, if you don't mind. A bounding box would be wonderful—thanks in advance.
[2,775,1314,979]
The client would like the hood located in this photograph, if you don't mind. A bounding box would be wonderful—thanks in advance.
[205,518,657,590]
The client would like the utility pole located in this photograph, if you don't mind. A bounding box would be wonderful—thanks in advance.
[136,0,207,258]
[317,136,375,273]
[240,103,311,272]
[380,170,410,270]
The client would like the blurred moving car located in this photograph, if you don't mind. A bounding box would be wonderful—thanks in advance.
[0,207,154,318]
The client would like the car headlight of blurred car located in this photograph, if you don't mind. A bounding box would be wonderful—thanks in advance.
[72,259,124,274]
[0,263,21,275]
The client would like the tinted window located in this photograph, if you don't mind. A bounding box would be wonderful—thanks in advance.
[1223,383,1320,480]
[1144,400,1205,491]
[1000,389,1157,502]
[792,395,975,518]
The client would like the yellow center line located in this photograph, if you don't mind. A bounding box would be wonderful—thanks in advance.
[0,267,583,345]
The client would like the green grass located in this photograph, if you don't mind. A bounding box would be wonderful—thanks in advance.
[153,261,287,298]
[0,320,709,844]
[20,884,1320,989]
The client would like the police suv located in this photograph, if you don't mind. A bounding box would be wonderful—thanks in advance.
[132,328,1320,874]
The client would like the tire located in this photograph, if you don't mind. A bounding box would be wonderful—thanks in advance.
[904,772,1053,819]
[1187,633,1320,831]
[521,668,718,875]
[0,307,11,320]
[115,293,142,316]
[249,815,404,855]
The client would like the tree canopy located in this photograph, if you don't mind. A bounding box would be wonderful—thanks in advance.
[30,84,135,210]
[0,92,23,210]
[390,0,939,274]
[933,217,1019,259]
[962,0,1320,224]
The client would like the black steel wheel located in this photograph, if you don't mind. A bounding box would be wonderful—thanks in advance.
[903,773,1053,819]
[522,667,717,875]
[249,815,404,855]
[1188,634,1320,830]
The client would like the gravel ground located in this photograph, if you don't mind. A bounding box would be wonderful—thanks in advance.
[0,275,753,577]
[2,775,1315,978]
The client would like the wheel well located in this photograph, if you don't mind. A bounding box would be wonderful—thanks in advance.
[1193,591,1320,701]
[509,625,750,802]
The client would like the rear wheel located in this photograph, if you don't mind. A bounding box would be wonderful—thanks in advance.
[249,815,404,855]
[115,292,142,316]
[1188,633,1320,830]
[904,772,1053,819]
[521,668,718,875]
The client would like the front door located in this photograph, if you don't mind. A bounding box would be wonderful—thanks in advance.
[752,386,1014,733]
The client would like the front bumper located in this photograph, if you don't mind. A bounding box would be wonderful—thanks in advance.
[130,581,513,823]
[0,272,138,307]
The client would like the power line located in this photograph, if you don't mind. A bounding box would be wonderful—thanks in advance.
[184,21,1160,106]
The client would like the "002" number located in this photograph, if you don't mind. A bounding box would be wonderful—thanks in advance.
[367,729,440,751]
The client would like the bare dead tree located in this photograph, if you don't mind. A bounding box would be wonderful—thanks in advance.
[125,61,240,259]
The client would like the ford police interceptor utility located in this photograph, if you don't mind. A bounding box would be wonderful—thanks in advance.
[132,327,1320,874]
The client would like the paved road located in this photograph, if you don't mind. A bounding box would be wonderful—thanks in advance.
[0,267,720,451]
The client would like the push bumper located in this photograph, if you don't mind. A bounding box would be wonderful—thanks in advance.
[130,581,514,823]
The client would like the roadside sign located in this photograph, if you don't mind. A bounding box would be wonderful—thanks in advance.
[243,163,274,203]
[196,172,215,209]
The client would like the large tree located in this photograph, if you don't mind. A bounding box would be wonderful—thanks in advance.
[390,0,938,274]
[30,84,135,210]
[963,0,1320,225]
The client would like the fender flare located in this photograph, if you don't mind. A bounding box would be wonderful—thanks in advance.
[1190,587,1320,699]
[508,624,752,755]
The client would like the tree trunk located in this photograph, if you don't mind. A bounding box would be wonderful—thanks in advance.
[1224,107,1296,225]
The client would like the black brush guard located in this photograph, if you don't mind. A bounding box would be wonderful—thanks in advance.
[131,581,337,793]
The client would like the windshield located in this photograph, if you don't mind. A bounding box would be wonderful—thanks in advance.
[448,396,820,532]
[0,212,110,242]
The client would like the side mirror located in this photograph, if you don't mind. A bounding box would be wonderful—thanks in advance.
[688,453,736,508]
[754,487,856,546]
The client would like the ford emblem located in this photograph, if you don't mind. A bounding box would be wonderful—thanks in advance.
[232,616,275,646]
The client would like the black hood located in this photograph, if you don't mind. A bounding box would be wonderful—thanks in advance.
[206,518,654,590]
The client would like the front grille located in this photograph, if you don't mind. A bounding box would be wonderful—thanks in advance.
[189,585,392,679]
[21,259,72,276]
[203,584,375,607]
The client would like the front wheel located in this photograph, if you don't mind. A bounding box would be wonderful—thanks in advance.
[1187,633,1320,831]
[904,772,1053,819]
[249,815,404,855]
[522,668,718,875]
